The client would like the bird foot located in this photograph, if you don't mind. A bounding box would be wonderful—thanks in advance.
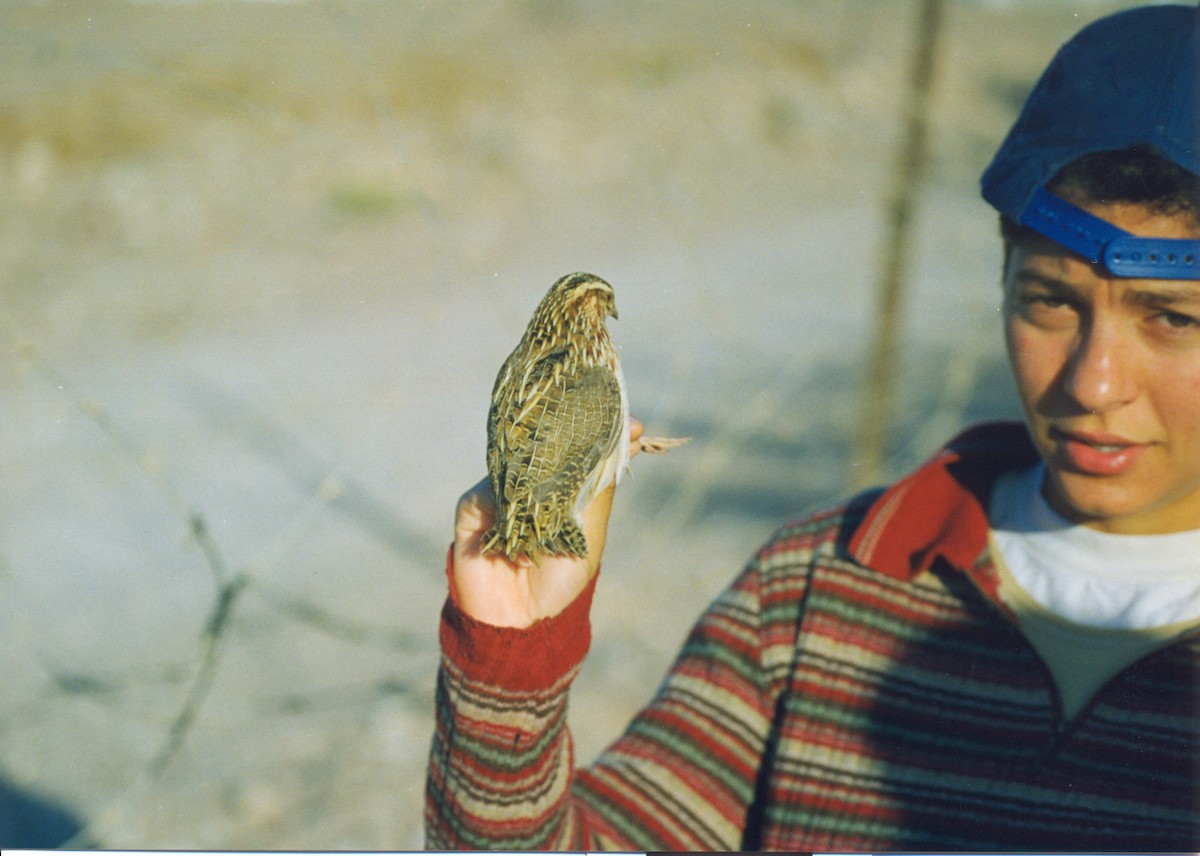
[637,435,691,454]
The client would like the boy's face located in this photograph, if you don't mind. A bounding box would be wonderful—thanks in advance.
[1003,200,1200,534]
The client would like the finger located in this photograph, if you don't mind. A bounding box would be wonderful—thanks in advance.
[629,416,645,458]
[579,479,615,570]
[454,477,498,554]
[456,476,494,520]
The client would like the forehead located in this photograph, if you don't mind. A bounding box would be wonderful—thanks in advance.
[1085,201,1200,241]
[1007,246,1200,309]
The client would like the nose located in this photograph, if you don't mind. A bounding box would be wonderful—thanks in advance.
[1062,319,1138,413]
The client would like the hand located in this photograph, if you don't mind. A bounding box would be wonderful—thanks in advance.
[451,419,645,628]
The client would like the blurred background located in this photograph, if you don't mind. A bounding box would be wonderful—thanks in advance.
[0,0,1149,848]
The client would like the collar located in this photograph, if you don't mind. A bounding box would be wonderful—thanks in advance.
[849,422,1040,581]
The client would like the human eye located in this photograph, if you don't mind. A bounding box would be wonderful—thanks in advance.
[1023,293,1069,309]
[1011,286,1075,325]
[1127,287,1200,342]
[1151,308,1200,334]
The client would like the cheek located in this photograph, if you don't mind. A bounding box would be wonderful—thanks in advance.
[1153,366,1200,445]
[1004,319,1057,400]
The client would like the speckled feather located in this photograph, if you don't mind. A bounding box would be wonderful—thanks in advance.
[481,272,629,564]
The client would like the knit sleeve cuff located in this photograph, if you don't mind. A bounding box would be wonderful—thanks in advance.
[438,546,597,692]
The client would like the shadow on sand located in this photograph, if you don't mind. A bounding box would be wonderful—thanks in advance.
[0,772,90,848]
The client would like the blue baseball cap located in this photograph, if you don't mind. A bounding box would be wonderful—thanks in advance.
[981,4,1200,280]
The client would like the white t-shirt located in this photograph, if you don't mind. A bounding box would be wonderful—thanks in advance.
[988,463,1200,719]
[989,462,1200,629]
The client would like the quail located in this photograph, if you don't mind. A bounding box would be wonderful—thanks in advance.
[481,272,630,564]
[481,272,692,562]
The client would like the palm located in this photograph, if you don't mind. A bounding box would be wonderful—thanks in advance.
[453,478,604,628]
[451,419,647,628]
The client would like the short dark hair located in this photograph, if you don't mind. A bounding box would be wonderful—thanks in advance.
[999,146,1200,249]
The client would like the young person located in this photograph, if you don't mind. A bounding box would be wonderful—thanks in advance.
[426,4,1200,849]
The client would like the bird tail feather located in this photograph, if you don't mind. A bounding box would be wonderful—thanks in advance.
[478,517,587,564]
[546,518,587,558]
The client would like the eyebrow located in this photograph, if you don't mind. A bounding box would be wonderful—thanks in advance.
[1124,286,1200,307]
[1012,271,1200,306]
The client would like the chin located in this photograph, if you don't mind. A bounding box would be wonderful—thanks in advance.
[1044,469,1189,534]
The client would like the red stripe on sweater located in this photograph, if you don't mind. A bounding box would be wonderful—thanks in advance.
[439,559,597,692]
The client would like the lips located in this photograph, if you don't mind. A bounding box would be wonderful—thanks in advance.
[1050,427,1148,477]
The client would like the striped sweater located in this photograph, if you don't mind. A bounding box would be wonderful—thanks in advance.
[425,422,1200,850]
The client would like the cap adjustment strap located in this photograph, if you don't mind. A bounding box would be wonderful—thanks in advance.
[1105,236,1200,279]
[1018,187,1200,280]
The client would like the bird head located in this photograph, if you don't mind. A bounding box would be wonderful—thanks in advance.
[547,272,618,322]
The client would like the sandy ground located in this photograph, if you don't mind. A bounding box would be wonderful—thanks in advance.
[0,0,1146,848]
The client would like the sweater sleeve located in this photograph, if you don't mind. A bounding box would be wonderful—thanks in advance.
[424,564,597,851]
[424,547,803,851]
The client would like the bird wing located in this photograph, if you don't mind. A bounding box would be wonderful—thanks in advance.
[492,357,623,515]
[530,363,624,505]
